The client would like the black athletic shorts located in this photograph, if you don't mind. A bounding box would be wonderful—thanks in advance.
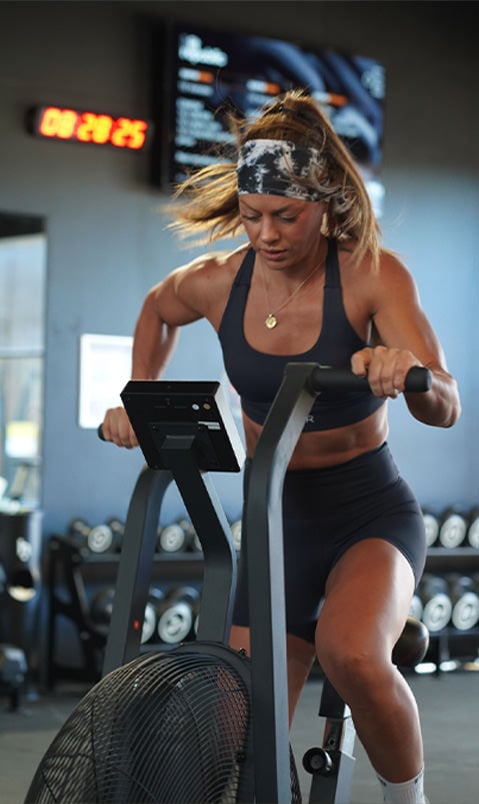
[232,442,427,644]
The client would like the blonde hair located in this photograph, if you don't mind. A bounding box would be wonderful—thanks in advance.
[165,89,381,269]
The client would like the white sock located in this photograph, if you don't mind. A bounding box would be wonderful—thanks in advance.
[377,767,426,803]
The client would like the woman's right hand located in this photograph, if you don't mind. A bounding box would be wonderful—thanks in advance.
[101,406,138,449]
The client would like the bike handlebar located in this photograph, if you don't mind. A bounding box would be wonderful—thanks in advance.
[307,365,432,394]
[97,365,432,442]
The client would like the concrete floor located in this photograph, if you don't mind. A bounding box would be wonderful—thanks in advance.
[291,670,479,804]
[0,668,478,804]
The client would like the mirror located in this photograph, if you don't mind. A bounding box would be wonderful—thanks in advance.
[0,212,46,509]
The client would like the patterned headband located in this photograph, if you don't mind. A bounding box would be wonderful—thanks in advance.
[236,138,324,201]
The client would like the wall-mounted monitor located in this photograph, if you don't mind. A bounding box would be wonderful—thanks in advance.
[151,23,385,215]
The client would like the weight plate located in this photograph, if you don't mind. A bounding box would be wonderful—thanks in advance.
[159,523,186,553]
[438,513,467,549]
[451,593,479,631]
[87,524,114,553]
[157,601,193,644]
[422,593,452,632]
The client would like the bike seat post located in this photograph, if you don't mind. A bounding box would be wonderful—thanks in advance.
[305,678,356,804]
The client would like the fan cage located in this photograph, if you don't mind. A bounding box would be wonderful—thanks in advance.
[25,643,301,804]
[25,643,301,803]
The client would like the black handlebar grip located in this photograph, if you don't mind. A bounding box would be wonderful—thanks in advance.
[97,424,106,441]
[309,365,432,394]
[402,366,432,392]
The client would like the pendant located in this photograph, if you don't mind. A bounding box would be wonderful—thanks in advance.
[265,314,278,330]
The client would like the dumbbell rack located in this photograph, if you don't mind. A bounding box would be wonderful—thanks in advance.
[419,548,479,672]
[45,534,206,687]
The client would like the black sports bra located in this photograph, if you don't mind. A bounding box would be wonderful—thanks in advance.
[218,239,384,431]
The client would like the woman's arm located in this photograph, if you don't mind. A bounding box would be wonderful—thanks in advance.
[101,259,211,447]
[351,252,461,428]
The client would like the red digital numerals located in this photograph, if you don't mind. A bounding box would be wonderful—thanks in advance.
[36,106,150,150]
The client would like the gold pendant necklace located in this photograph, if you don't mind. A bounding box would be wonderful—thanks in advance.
[265,313,278,330]
[261,260,321,329]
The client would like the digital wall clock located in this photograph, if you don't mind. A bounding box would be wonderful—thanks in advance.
[27,105,152,151]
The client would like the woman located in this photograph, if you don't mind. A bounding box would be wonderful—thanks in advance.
[102,90,460,804]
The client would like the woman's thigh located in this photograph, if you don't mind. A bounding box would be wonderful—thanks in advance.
[316,537,416,668]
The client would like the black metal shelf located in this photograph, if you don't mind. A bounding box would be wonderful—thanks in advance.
[425,547,479,573]
[79,548,205,565]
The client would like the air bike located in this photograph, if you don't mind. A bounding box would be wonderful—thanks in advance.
[25,363,430,804]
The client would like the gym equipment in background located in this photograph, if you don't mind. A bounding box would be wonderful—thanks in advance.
[421,507,440,547]
[0,643,27,711]
[25,365,430,804]
[0,509,43,680]
[25,378,264,803]
[68,516,123,554]
[437,507,469,549]
[466,507,479,548]
[419,574,453,633]
[157,520,191,553]
[449,574,479,631]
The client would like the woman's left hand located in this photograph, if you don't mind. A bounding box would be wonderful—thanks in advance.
[351,346,423,398]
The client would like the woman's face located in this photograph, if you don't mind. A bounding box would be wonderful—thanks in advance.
[238,193,326,272]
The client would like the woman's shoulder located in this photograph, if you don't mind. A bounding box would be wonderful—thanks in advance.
[169,243,251,323]
[338,241,418,313]
[176,242,250,281]
[338,239,412,278]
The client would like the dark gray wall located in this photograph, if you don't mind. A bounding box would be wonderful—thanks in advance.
[0,1,477,537]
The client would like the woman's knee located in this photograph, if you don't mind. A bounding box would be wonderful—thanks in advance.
[315,628,394,704]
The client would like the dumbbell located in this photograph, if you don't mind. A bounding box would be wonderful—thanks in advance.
[156,585,200,645]
[437,507,468,549]
[421,508,440,547]
[157,520,191,553]
[418,574,452,632]
[466,507,479,548]
[68,517,122,554]
[448,574,479,631]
